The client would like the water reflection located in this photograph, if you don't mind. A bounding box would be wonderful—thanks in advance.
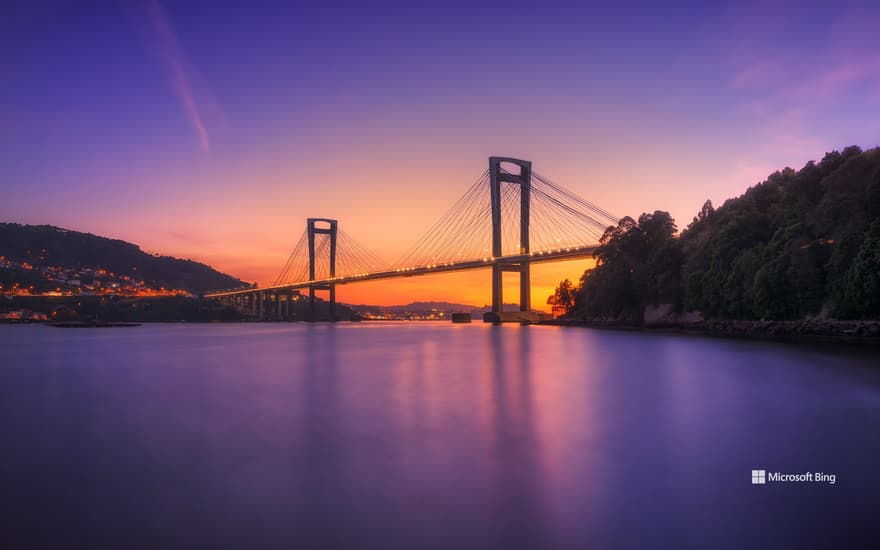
[0,324,878,548]
[484,327,550,547]
[298,324,349,545]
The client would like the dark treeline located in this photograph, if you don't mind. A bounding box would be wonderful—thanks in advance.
[550,145,880,321]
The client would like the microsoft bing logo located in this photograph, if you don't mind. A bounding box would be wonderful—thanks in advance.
[751,469,766,484]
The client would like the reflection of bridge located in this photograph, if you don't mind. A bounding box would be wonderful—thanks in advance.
[205,157,617,322]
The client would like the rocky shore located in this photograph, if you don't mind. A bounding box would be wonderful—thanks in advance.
[544,317,880,346]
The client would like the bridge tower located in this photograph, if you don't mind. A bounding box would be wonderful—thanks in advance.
[489,156,532,315]
[307,218,337,320]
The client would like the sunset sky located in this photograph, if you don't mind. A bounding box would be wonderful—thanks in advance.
[3,1,879,307]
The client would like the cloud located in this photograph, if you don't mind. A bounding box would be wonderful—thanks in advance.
[144,0,212,152]
[724,5,880,160]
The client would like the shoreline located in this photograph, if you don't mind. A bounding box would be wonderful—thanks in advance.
[542,318,880,347]
[2,317,879,347]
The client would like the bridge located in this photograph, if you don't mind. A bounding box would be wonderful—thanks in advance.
[205,157,618,322]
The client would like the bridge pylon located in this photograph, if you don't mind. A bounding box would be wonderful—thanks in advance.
[489,156,532,316]
[307,218,337,320]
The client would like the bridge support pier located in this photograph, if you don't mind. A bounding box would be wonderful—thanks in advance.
[488,156,532,320]
[287,291,299,321]
[491,264,502,315]
[307,218,338,321]
[308,285,336,321]
[494,263,530,311]
[309,287,315,319]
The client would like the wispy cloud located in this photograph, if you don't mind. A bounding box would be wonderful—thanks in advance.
[726,6,880,158]
[143,0,212,152]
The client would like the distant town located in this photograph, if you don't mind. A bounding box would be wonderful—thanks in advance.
[0,225,541,323]
[0,254,194,322]
[0,254,192,298]
[347,301,525,321]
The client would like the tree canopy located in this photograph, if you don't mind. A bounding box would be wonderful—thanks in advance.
[558,146,880,321]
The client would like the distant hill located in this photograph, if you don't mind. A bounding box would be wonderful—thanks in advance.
[388,301,482,313]
[0,223,245,293]
[345,301,532,316]
[347,301,481,315]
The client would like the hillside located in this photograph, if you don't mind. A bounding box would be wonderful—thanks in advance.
[0,223,245,294]
[555,145,880,321]
[348,301,481,314]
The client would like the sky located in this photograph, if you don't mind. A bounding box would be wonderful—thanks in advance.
[2,0,879,307]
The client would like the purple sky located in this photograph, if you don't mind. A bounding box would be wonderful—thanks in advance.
[2,0,879,302]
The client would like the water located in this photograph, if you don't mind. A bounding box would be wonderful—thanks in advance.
[1,323,878,548]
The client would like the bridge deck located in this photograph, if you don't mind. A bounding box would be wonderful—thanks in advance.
[204,246,597,298]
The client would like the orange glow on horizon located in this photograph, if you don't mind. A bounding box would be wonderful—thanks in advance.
[234,259,597,311]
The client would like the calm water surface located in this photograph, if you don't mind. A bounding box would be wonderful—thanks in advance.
[1,323,879,549]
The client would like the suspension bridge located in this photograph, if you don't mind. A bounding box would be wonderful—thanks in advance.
[205,157,618,322]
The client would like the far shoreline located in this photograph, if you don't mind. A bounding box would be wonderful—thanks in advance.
[541,318,880,348]
[4,316,879,348]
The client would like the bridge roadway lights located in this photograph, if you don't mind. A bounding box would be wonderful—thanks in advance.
[213,156,604,322]
[488,156,532,320]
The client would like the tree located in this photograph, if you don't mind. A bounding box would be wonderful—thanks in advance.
[690,199,715,228]
[567,211,681,322]
[845,220,880,317]
[547,278,576,315]
[566,146,880,321]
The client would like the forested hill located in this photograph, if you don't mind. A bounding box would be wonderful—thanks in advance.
[0,223,246,293]
[557,145,880,321]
